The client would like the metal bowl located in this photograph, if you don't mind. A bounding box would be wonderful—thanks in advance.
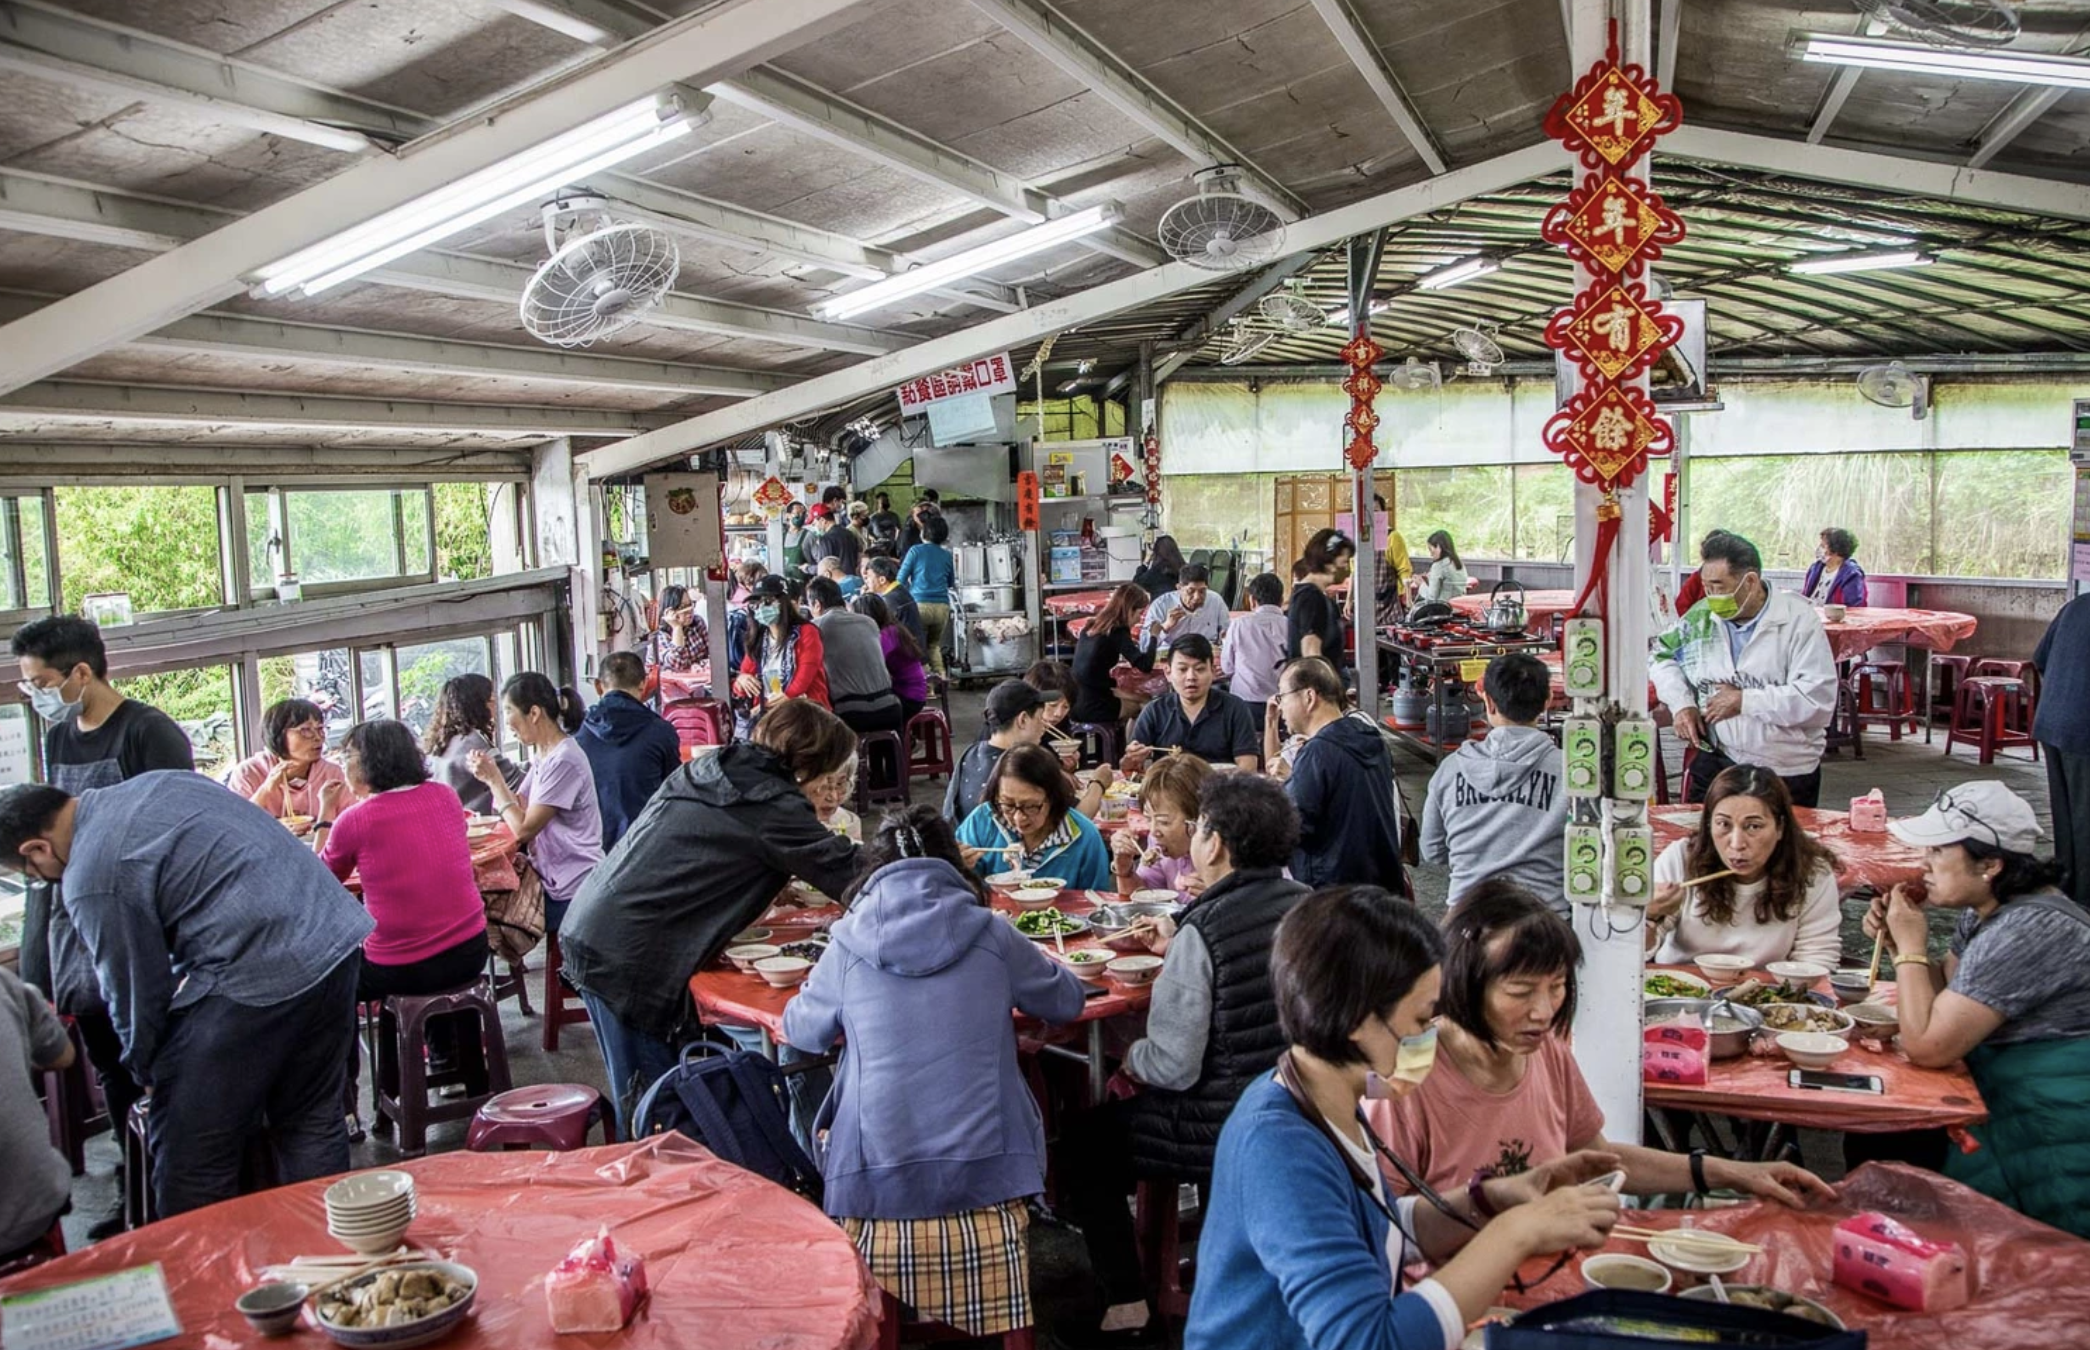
[1644,997,1764,1060]
[1678,1285,1844,1330]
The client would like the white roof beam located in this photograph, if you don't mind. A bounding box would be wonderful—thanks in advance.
[0,294,794,399]
[1657,0,1681,91]
[1665,124,2090,223]
[1153,253,1321,383]
[0,0,426,151]
[0,0,877,396]
[584,140,1562,474]
[0,382,667,438]
[964,0,1308,217]
[1303,0,1446,174]
[1806,16,1886,145]
[1968,88,2068,170]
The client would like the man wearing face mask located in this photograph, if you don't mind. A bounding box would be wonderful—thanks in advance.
[10,616,191,1236]
[1652,530,1837,808]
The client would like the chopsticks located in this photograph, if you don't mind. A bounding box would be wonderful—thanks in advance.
[1679,868,1738,889]
[1867,930,1886,988]
[1613,1227,1763,1255]
[258,1247,431,1285]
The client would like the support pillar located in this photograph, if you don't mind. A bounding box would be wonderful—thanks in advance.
[1343,230,1387,720]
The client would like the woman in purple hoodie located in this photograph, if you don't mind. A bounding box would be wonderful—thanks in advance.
[782,805,1084,1339]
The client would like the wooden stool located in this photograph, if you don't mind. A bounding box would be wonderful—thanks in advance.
[1945,676,2038,766]
[905,709,956,782]
[368,977,513,1157]
[874,1289,1034,1349]
[1136,1178,1199,1323]
[854,729,910,814]
[1924,653,1974,743]
[541,929,591,1052]
[466,1084,615,1152]
[1849,660,1918,742]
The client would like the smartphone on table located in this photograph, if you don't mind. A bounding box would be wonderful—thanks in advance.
[1788,1069,1884,1094]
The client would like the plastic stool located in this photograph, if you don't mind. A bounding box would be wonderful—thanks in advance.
[1973,659,2040,740]
[1849,660,1918,742]
[1924,654,1973,743]
[368,977,513,1157]
[928,673,952,721]
[466,1084,615,1153]
[875,1289,1035,1349]
[1944,676,2038,766]
[1136,1178,1199,1323]
[854,730,910,814]
[905,709,955,782]
[1067,721,1122,768]
[40,1015,103,1176]
[124,1098,279,1229]
[541,930,591,1053]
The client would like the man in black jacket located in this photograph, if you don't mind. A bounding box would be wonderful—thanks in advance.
[2036,593,2090,905]
[575,652,682,849]
[1273,656,1405,891]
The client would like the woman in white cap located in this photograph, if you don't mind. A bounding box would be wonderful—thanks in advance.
[1865,780,2090,1238]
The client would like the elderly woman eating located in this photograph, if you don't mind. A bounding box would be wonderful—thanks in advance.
[225,697,349,831]
[953,743,1112,889]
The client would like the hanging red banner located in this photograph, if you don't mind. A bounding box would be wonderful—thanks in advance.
[1546,58,1682,172]
[1545,279,1685,385]
[1340,332,1385,470]
[1015,471,1041,531]
[1141,432,1162,506]
[1541,174,1684,277]
[1543,383,1674,487]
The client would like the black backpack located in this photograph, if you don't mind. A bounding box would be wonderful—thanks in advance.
[631,1042,823,1203]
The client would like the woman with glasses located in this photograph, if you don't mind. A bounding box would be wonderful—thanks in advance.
[1370,880,1833,1208]
[225,698,350,834]
[952,743,1112,889]
[1864,781,2090,1238]
[1646,763,1843,969]
[1186,886,1621,1350]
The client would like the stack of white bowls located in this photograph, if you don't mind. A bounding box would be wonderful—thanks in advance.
[324,1170,416,1254]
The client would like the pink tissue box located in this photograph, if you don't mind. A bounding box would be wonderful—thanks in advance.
[1832,1211,1970,1312]
[546,1227,649,1334]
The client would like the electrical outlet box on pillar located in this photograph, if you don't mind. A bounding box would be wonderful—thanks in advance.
[1562,618,1605,699]
[1613,826,1655,906]
[1565,825,1604,906]
[1563,718,1603,800]
[1613,717,1656,801]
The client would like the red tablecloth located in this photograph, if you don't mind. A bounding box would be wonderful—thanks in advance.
[343,822,522,897]
[1066,610,1248,639]
[1821,607,1977,663]
[1044,589,1115,618]
[1449,588,1576,624]
[1649,806,1927,893]
[1505,1163,2090,1350]
[1113,667,1167,701]
[690,888,1154,1042]
[0,1136,882,1349]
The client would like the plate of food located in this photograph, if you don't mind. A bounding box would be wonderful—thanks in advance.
[1011,907,1089,941]
[1008,887,1062,909]
[1715,978,1833,1009]
[1758,1002,1856,1036]
[1643,971,1710,1000]
[985,870,1033,888]
[1057,949,1113,981]
[312,1262,477,1348]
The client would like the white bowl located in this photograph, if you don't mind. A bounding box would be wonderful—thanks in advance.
[1007,887,1062,908]
[1058,950,1113,982]
[731,927,774,944]
[1775,1031,1849,1070]
[1643,970,1710,999]
[325,1171,414,1211]
[753,955,813,988]
[1694,953,1754,980]
[1107,954,1163,987]
[1581,1253,1674,1294]
[330,1222,413,1255]
[1766,960,1830,985]
[1026,877,1068,891]
[1127,889,1178,906]
[985,871,1032,888]
[725,943,781,972]
[1648,1231,1752,1276]
[326,1196,413,1225]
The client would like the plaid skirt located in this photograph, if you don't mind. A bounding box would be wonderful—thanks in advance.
[840,1200,1032,1336]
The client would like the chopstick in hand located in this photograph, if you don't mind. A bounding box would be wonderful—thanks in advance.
[1867,930,1886,988]
[1679,868,1738,889]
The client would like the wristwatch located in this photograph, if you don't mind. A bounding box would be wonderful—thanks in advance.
[1688,1147,1710,1195]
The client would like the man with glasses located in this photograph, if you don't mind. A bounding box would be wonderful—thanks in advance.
[1269,657,1406,891]
[10,615,192,1237]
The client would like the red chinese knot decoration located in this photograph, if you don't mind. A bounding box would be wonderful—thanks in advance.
[1539,23,1685,493]
[1340,332,1385,470]
[1141,431,1162,506]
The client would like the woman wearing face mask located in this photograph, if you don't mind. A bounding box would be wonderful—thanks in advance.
[1800,527,1868,609]
[1863,782,2090,1237]
[1185,886,1622,1350]
[1372,880,1833,1208]
[224,698,351,833]
[733,575,829,717]
[1646,764,1842,969]
[468,673,604,936]
[1108,753,1212,902]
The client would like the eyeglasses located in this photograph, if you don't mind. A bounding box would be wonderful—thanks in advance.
[1931,787,2003,849]
[997,798,1049,819]
[1274,687,1307,702]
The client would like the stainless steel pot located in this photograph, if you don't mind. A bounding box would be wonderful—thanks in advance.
[955,584,1017,611]
[1645,998,1764,1060]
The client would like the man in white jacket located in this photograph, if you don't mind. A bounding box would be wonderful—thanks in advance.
[1652,530,1837,807]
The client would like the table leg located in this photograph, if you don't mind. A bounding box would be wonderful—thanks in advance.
[1087,1022,1106,1105]
[759,1027,777,1062]
[1924,649,1937,744]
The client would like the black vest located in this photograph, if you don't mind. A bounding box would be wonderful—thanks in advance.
[1128,867,1308,1181]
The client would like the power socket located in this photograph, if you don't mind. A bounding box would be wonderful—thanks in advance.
[1563,717,1603,800]
[1613,716,1656,801]
[1565,825,1604,905]
[1561,618,1605,699]
[1612,825,1654,905]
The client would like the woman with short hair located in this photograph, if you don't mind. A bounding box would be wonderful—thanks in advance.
[224,698,349,831]
[1802,527,1869,608]
[953,743,1112,888]
[898,513,956,676]
[468,673,603,935]
[424,674,520,814]
[1107,752,1212,897]
[1416,531,1469,605]
[1648,763,1842,968]
[1186,886,1622,1350]
[1866,782,2090,1237]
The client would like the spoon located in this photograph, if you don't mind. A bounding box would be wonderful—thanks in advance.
[1708,1274,1731,1304]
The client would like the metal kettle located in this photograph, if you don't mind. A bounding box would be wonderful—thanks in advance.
[1483,578,1527,633]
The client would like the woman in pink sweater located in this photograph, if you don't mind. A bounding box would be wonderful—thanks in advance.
[320,718,489,1113]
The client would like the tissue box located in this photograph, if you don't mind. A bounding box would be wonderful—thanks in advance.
[1849,789,1887,833]
[546,1228,649,1333]
[1642,1017,1709,1086]
[1832,1211,1970,1312]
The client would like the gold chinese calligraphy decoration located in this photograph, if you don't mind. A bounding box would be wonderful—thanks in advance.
[1340,332,1385,470]
[1539,20,1686,493]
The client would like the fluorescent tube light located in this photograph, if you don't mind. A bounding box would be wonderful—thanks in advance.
[1789,249,1934,275]
[1326,299,1390,327]
[1793,32,2090,90]
[253,96,693,298]
[1417,256,1499,291]
[812,205,1122,321]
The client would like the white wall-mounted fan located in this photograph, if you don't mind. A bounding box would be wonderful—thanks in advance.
[1388,357,1442,392]
[1450,326,1505,376]
[1259,281,1327,333]
[1158,166,1286,273]
[521,195,680,348]
[1218,318,1282,365]
[1856,362,1931,420]
[1849,0,2019,47]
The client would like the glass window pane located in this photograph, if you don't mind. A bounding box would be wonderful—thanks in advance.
[1512,464,1577,562]
[287,490,403,585]
[360,652,391,723]
[396,638,491,737]
[258,649,354,746]
[3,495,51,610]
[400,490,431,575]
[246,491,280,588]
[1160,473,1278,559]
[1932,450,2069,579]
[435,482,494,582]
[1397,466,1513,561]
[1686,453,1933,575]
[55,486,223,614]
[114,666,237,777]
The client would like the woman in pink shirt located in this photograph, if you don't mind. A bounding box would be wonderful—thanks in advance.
[224,698,351,834]
[1107,753,1211,901]
[320,718,489,1112]
[1368,880,1833,1209]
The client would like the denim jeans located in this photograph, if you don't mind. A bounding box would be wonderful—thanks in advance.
[579,992,683,1140]
[147,955,359,1219]
[718,1025,832,1154]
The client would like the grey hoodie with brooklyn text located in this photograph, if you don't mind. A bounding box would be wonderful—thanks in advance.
[1420,724,1566,915]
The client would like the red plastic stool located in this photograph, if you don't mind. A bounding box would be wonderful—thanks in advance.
[1136,1178,1199,1323]
[542,929,591,1052]
[905,709,955,782]
[1924,654,1974,743]
[661,697,730,753]
[874,1289,1034,1349]
[369,976,513,1157]
[854,729,910,814]
[465,1084,616,1153]
[0,1217,65,1277]
[1849,660,1918,742]
[1944,676,2038,766]
[1974,659,2040,740]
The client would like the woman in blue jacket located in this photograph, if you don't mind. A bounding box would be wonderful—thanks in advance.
[897,513,956,676]
[783,806,1084,1338]
[1187,887,1622,1350]
[953,744,1113,888]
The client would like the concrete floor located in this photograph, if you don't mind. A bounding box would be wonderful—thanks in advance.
[53,684,2055,1348]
